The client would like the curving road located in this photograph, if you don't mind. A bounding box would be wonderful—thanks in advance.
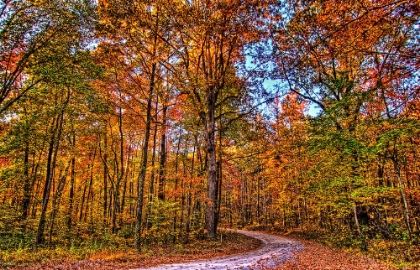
[132,229,303,270]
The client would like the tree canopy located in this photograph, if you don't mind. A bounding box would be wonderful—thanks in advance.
[0,0,419,265]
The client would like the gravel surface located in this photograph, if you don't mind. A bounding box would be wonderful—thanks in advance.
[132,229,303,270]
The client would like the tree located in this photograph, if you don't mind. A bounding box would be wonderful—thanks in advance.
[0,0,96,113]
[270,0,419,247]
[171,0,272,238]
[97,0,176,248]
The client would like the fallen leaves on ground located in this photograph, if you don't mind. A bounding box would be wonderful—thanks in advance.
[275,238,401,270]
[6,232,262,270]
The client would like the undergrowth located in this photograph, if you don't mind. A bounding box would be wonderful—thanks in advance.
[0,230,260,268]
[274,227,420,268]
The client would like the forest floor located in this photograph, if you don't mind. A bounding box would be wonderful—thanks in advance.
[3,231,261,269]
[130,230,399,270]
[4,230,408,269]
[275,237,400,270]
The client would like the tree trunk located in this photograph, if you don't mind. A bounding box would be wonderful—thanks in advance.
[35,111,65,247]
[135,4,160,249]
[21,135,31,221]
[48,163,70,246]
[202,99,217,238]
[172,129,182,234]
[158,104,167,201]
[393,158,412,239]
[184,143,196,242]
[67,131,76,239]
[120,148,131,224]
[102,132,108,226]
[135,61,156,250]
[34,86,70,247]
[112,103,125,234]
[146,118,158,230]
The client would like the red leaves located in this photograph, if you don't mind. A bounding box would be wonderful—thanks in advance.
[0,157,11,168]
[277,238,396,270]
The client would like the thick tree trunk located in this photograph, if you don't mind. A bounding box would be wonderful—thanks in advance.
[202,102,217,238]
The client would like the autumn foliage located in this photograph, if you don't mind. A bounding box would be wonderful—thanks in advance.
[0,0,419,267]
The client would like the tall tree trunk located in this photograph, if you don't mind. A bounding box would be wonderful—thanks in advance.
[35,111,65,247]
[180,140,190,227]
[112,103,125,234]
[172,129,182,234]
[79,182,87,222]
[135,63,156,250]
[21,134,31,221]
[215,126,223,229]
[48,163,70,246]
[120,148,132,224]
[67,130,76,240]
[30,155,41,219]
[134,4,159,250]
[102,132,108,226]
[184,143,196,242]
[201,92,218,238]
[21,107,33,222]
[158,104,167,201]
[85,155,95,225]
[135,86,153,249]
[146,118,158,230]
[35,87,69,247]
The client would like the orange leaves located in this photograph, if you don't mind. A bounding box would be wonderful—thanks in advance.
[278,238,396,270]
[0,157,11,169]
[0,47,23,73]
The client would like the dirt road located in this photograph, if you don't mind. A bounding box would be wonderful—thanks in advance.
[132,229,302,270]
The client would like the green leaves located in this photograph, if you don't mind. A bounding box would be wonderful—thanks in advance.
[0,0,96,113]
[350,186,397,201]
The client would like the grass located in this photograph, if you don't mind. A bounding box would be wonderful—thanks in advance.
[0,231,262,269]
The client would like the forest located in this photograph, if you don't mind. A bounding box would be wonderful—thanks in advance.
[0,0,419,267]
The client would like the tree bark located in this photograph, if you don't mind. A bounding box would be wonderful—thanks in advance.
[201,92,218,238]
[67,130,76,239]
[158,104,167,201]
[48,163,70,246]
[112,103,124,234]
[35,87,69,248]
[134,3,160,249]
[146,117,158,230]
[135,62,156,250]
[35,112,65,247]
